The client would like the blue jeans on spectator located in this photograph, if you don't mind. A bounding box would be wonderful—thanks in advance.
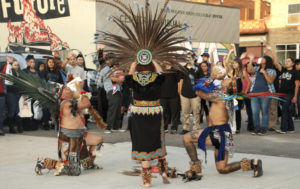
[6,92,20,118]
[280,93,295,132]
[0,96,6,132]
[251,97,270,131]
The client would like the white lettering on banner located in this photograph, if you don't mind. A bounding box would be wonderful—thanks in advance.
[96,0,240,43]
[49,0,55,10]
[37,0,48,14]
[0,0,69,20]
[1,0,11,18]
[13,0,23,15]
[57,0,65,14]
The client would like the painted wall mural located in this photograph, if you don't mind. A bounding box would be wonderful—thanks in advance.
[1,0,70,53]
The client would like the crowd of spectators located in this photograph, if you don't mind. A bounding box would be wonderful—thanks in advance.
[0,44,299,136]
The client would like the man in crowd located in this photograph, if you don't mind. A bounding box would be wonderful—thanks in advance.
[62,53,86,82]
[179,53,202,134]
[160,64,181,134]
[99,60,124,134]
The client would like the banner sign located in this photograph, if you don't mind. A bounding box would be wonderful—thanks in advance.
[96,0,240,43]
[0,0,70,23]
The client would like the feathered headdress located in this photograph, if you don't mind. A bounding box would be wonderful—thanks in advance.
[95,0,190,72]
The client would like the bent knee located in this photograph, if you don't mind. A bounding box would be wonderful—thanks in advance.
[183,134,192,145]
[217,168,229,174]
[97,135,103,144]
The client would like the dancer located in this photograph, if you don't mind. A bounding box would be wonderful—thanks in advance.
[181,66,263,182]
[0,72,106,176]
[95,0,190,187]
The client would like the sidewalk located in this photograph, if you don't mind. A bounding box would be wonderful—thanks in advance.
[1,134,300,189]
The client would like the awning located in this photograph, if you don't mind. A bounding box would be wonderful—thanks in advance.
[240,20,269,35]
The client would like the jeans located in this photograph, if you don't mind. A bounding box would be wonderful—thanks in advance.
[280,93,295,132]
[251,97,270,131]
[244,98,254,130]
[0,96,6,131]
[6,92,20,118]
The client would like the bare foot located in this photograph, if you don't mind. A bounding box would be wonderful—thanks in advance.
[162,173,170,184]
[140,183,151,188]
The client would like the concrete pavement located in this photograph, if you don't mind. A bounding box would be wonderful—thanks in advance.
[1,134,300,189]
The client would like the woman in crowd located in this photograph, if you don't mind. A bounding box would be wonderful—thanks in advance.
[45,57,63,83]
[199,62,211,126]
[6,61,22,133]
[40,57,63,130]
[243,61,254,131]
[225,48,251,133]
[270,47,299,133]
[247,53,276,135]
[126,61,170,187]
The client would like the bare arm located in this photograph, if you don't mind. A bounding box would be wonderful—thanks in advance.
[266,45,282,72]
[293,80,299,103]
[77,96,91,110]
[210,48,215,71]
[260,68,276,84]
[225,47,234,73]
[243,70,251,94]
[62,59,68,70]
[153,60,163,73]
[196,90,220,101]
[110,75,124,85]
[128,62,137,75]
[178,79,183,95]
[247,53,256,74]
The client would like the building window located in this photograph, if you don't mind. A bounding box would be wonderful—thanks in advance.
[276,44,299,65]
[287,4,300,25]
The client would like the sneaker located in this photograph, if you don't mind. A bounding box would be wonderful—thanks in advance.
[104,130,112,134]
[258,130,267,136]
[268,128,276,132]
[278,130,287,134]
[180,130,189,135]
[111,129,118,132]
[294,117,300,121]
[118,129,126,132]
[288,130,295,134]
[251,130,259,135]
[164,130,169,133]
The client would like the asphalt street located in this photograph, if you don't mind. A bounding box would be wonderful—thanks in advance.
[11,110,300,159]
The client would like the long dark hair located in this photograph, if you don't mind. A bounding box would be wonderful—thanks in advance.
[233,58,242,76]
[262,55,274,69]
[45,57,59,74]
[136,62,155,72]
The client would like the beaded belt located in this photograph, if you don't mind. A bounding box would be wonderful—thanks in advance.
[133,100,160,107]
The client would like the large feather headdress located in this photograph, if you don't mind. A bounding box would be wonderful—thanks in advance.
[95,0,190,72]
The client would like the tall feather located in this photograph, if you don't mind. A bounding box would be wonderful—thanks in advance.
[94,0,190,72]
[0,71,58,113]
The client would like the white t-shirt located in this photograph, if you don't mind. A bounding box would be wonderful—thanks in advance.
[65,64,86,80]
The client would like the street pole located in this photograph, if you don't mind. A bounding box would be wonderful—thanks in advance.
[260,38,264,56]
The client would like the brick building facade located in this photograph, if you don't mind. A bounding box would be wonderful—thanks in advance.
[185,0,300,63]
